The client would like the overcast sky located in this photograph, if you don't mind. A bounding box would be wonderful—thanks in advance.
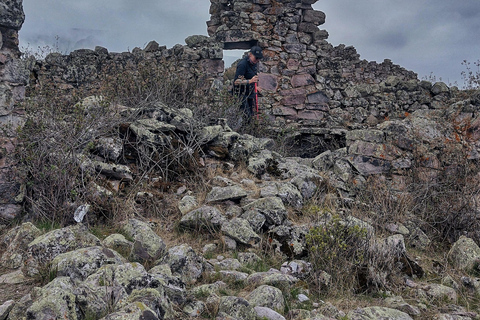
[19,0,480,87]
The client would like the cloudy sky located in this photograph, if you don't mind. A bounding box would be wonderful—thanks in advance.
[19,0,480,87]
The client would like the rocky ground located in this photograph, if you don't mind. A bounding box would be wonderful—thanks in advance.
[1,90,480,319]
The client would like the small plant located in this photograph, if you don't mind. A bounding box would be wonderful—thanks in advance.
[461,59,480,90]
[305,214,369,294]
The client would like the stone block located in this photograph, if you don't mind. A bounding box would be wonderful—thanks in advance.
[291,74,315,87]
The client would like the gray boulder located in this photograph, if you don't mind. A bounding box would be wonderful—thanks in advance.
[254,306,286,320]
[206,185,248,203]
[1,222,41,269]
[26,277,78,320]
[122,219,167,262]
[218,296,256,320]
[347,306,413,320]
[247,285,285,313]
[179,205,227,231]
[221,217,261,246]
[98,302,159,320]
[159,244,205,284]
[51,246,126,283]
[243,197,287,227]
[448,236,480,272]
[25,224,101,276]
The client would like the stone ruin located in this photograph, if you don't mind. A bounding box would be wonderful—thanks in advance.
[24,0,455,132]
[0,0,29,220]
[0,0,475,220]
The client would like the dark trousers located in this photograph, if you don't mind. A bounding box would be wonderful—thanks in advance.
[240,95,255,121]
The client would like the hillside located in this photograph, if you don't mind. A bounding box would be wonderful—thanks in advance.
[1,0,480,320]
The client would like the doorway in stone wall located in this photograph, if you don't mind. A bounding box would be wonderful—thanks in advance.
[222,40,259,81]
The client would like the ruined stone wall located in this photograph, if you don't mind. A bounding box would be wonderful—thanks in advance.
[0,0,29,220]
[29,36,225,96]
[208,0,448,129]
[28,0,452,133]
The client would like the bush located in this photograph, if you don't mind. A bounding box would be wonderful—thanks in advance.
[305,214,369,293]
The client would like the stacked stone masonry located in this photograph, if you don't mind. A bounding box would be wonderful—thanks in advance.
[27,0,449,133]
[0,0,28,220]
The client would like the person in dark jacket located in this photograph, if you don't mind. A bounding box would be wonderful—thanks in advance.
[233,45,263,125]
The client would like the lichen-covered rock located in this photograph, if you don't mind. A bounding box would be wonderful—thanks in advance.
[159,244,204,284]
[239,209,266,232]
[25,224,101,276]
[246,271,299,289]
[384,296,421,317]
[98,302,159,320]
[254,306,286,320]
[243,197,287,227]
[206,185,248,203]
[218,296,256,320]
[221,217,261,246]
[0,269,27,284]
[1,222,41,269]
[5,294,33,320]
[260,182,303,209]
[179,205,227,230]
[122,219,166,263]
[51,246,126,283]
[448,236,480,272]
[347,306,413,320]
[0,300,15,320]
[125,288,175,320]
[149,266,187,305]
[247,285,285,313]
[102,233,133,257]
[422,283,457,303]
[191,281,227,298]
[26,277,78,320]
[178,195,198,214]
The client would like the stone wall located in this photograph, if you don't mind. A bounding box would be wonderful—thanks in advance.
[28,0,452,133]
[208,0,448,129]
[0,0,29,220]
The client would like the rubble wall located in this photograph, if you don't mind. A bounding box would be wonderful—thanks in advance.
[28,0,451,132]
[0,0,29,220]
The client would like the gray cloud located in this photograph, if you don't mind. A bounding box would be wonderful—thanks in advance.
[19,0,479,87]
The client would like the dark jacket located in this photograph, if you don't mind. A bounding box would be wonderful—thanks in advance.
[233,56,257,98]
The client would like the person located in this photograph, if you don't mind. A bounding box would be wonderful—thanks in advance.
[233,45,263,125]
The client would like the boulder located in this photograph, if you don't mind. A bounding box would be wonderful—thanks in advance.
[243,197,287,227]
[98,302,159,320]
[254,306,286,320]
[221,217,261,246]
[247,285,285,312]
[218,296,256,320]
[1,222,41,269]
[448,236,480,272]
[206,185,248,203]
[26,277,78,320]
[122,219,167,262]
[25,224,101,276]
[347,306,413,320]
[179,206,227,231]
[159,244,205,284]
[51,246,126,283]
